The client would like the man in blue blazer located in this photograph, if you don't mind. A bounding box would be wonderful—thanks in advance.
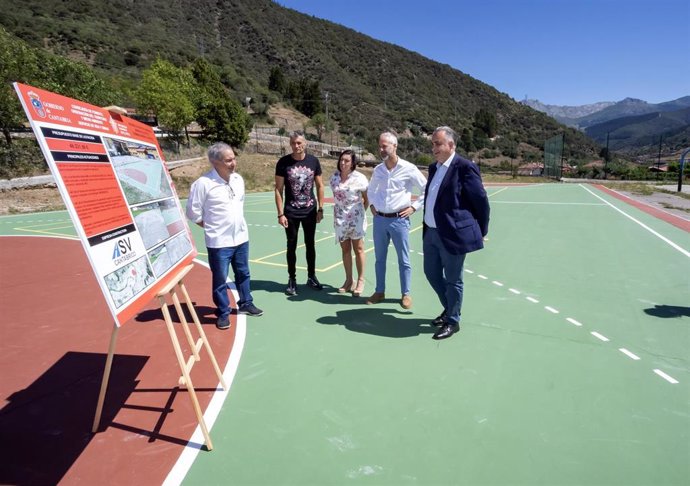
[422,126,490,340]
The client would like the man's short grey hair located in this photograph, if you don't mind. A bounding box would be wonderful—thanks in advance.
[207,142,233,163]
[289,130,305,141]
[433,126,457,145]
[379,131,398,146]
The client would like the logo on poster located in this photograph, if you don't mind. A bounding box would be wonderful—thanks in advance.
[28,91,46,118]
[112,237,137,265]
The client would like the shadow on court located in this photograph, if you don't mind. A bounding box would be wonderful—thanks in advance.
[316,307,435,338]
[0,352,148,486]
[644,304,690,319]
[135,303,219,325]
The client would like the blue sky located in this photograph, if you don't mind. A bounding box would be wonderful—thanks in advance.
[276,0,690,106]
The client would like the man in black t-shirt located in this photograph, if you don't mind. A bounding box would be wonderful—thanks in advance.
[274,131,325,295]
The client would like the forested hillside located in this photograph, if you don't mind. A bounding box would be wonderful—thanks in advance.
[1,0,600,161]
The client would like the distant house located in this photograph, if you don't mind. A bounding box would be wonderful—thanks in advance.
[648,163,668,172]
[518,162,543,176]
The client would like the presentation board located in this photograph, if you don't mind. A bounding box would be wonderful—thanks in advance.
[14,82,197,325]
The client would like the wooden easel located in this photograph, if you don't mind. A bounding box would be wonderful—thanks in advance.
[92,264,226,451]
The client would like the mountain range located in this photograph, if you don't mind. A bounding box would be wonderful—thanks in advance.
[0,0,600,160]
[523,96,690,152]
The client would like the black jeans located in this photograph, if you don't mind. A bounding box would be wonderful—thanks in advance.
[285,209,317,279]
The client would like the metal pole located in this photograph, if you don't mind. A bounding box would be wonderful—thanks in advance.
[604,132,609,180]
[656,135,662,181]
[678,148,689,193]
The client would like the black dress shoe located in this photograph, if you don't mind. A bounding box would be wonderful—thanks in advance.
[432,322,459,340]
[431,311,447,327]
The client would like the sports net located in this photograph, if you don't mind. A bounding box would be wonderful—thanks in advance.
[544,134,564,178]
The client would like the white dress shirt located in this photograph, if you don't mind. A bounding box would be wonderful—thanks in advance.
[367,157,426,213]
[423,153,454,228]
[185,169,248,248]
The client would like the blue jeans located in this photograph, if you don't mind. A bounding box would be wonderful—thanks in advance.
[423,228,466,325]
[373,215,411,295]
[207,242,252,318]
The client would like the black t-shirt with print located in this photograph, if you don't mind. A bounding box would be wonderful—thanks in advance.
[275,153,322,218]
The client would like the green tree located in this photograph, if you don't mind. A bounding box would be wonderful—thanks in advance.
[191,58,250,146]
[1,28,117,145]
[136,59,196,151]
[459,127,475,153]
[40,54,116,106]
[268,66,286,94]
[307,112,334,142]
[0,28,39,144]
[473,108,497,138]
[297,78,322,117]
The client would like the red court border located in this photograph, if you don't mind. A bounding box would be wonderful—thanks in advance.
[592,184,690,232]
[0,236,235,485]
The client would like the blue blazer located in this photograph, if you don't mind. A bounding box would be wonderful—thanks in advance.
[423,154,490,255]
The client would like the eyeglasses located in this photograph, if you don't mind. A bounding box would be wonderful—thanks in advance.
[226,183,236,199]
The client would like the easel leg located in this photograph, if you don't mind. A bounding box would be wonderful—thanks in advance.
[179,282,227,389]
[92,323,120,433]
[159,295,214,450]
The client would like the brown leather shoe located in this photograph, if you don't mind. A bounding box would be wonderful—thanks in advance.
[366,292,385,304]
[401,294,412,309]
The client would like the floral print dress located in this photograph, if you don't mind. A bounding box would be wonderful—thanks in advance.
[329,170,369,242]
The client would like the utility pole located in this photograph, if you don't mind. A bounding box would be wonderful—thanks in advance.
[656,135,663,181]
[324,91,329,121]
[604,132,610,180]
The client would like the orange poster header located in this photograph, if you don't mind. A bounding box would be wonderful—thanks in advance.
[14,82,158,146]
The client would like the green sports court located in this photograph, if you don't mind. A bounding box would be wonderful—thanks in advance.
[0,182,688,485]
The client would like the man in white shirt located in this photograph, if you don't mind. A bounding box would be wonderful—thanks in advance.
[186,143,263,330]
[366,131,426,309]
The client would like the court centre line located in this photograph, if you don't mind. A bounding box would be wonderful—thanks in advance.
[469,268,679,385]
[590,331,610,342]
[490,201,606,205]
[619,348,641,361]
[580,184,690,258]
[653,369,679,384]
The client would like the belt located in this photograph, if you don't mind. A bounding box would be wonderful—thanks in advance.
[376,211,400,218]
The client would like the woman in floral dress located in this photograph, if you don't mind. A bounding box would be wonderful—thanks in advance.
[330,150,369,296]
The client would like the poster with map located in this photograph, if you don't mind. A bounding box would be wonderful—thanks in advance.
[14,82,197,326]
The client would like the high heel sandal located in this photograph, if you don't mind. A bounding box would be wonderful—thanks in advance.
[337,280,354,293]
[352,278,365,297]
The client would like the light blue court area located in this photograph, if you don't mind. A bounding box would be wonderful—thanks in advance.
[2,183,688,485]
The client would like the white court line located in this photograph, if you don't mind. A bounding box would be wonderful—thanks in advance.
[619,348,641,361]
[580,184,690,258]
[653,369,679,384]
[509,288,521,294]
[478,274,488,280]
[163,261,247,486]
[492,281,504,287]
[591,331,610,342]
[526,296,539,303]
[465,269,474,274]
[566,317,582,327]
[544,306,559,314]
[490,201,606,205]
